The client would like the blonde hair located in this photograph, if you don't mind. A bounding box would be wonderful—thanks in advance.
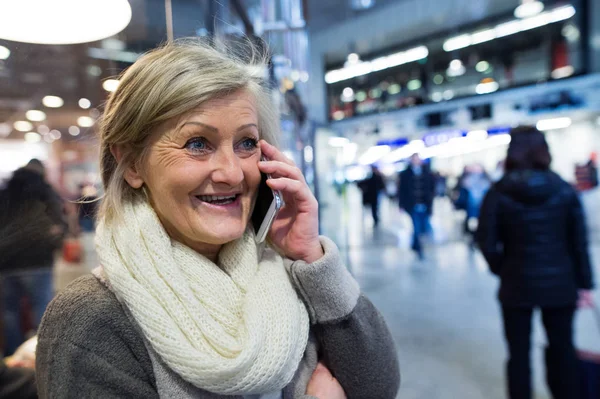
[98,38,280,223]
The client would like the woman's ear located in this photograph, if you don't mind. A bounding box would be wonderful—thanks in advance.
[110,145,144,189]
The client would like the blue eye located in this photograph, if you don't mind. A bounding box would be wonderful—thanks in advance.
[239,137,258,151]
[184,138,208,153]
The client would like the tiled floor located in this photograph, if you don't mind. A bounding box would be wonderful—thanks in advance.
[321,188,600,399]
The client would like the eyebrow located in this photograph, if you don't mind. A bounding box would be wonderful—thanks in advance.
[180,122,258,133]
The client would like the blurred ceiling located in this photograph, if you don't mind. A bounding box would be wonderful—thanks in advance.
[305,0,404,32]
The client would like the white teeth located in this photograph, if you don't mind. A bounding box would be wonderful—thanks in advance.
[197,194,237,203]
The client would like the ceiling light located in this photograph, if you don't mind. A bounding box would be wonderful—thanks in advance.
[388,84,401,95]
[42,95,64,108]
[495,20,522,38]
[332,111,345,121]
[347,53,360,64]
[68,126,81,136]
[43,134,55,143]
[77,116,95,127]
[443,90,455,100]
[300,72,309,82]
[369,88,382,98]
[407,79,422,91]
[37,125,49,135]
[341,87,355,102]
[50,130,61,140]
[329,137,350,147]
[325,46,428,84]
[551,65,574,79]
[536,117,572,131]
[358,145,391,165]
[476,61,490,73]
[548,5,576,23]
[514,0,544,19]
[447,60,466,77]
[467,130,488,140]
[443,34,471,52]
[0,45,10,60]
[476,80,499,94]
[470,29,496,45]
[0,123,11,137]
[0,0,132,44]
[562,24,580,42]
[431,92,443,102]
[25,110,46,122]
[102,79,120,92]
[24,132,41,143]
[14,121,33,132]
[355,90,367,102]
[78,98,91,109]
[433,74,444,85]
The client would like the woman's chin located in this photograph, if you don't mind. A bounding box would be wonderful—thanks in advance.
[200,225,248,245]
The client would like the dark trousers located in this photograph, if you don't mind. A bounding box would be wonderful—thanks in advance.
[369,199,380,226]
[410,208,429,256]
[502,306,579,399]
[2,269,53,355]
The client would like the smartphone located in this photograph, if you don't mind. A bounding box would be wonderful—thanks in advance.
[251,158,284,243]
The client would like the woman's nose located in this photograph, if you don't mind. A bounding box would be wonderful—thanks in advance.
[211,149,244,186]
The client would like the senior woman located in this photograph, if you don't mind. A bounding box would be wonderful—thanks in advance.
[35,40,400,398]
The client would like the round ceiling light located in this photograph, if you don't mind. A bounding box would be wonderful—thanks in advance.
[78,98,91,109]
[42,96,64,108]
[0,45,10,60]
[0,0,132,45]
[77,116,95,127]
[14,121,33,132]
[26,110,46,122]
[514,0,544,19]
[102,79,120,92]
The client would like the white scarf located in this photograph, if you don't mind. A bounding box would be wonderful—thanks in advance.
[95,201,310,395]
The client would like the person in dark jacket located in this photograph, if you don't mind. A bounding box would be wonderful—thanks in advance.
[476,126,594,399]
[0,159,66,355]
[358,165,386,226]
[399,154,435,259]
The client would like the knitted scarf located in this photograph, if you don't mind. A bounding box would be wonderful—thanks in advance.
[95,201,310,395]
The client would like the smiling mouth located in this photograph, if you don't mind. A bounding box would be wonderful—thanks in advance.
[195,194,240,205]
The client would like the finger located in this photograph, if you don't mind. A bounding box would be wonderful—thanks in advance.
[259,160,305,182]
[266,177,317,206]
[260,140,295,166]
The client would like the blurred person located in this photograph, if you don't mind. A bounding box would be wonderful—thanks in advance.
[0,159,66,356]
[36,39,400,398]
[357,165,385,227]
[398,153,435,259]
[476,126,594,399]
[460,165,491,245]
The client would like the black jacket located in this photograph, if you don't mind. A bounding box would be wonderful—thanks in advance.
[398,167,435,214]
[476,170,594,307]
[358,173,385,205]
[0,168,66,272]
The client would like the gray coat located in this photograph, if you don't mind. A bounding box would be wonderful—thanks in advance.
[36,237,400,398]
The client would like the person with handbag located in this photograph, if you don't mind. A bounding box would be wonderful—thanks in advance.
[477,126,594,399]
[35,39,400,398]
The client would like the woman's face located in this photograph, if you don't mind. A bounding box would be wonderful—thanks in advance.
[136,90,262,253]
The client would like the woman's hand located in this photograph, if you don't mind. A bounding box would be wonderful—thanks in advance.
[258,140,323,263]
[306,362,346,399]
